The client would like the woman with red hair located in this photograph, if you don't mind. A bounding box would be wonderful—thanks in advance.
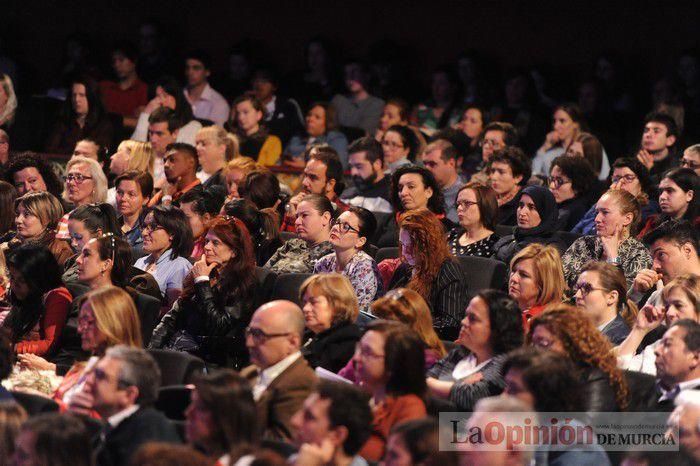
[150,216,259,369]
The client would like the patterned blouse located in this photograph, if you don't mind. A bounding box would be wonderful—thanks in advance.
[447,228,500,258]
[562,235,652,289]
[264,238,334,274]
[314,250,384,313]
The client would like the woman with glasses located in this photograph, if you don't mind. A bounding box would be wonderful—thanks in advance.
[314,207,382,312]
[527,305,630,415]
[548,155,596,231]
[283,102,349,168]
[382,125,418,174]
[134,205,193,310]
[563,189,652,290]
[427,289,523,411]
[573,261,637,345]
[56,156,108,240]
[150,216,259,368]
[354,321,428,462]
[298,274,361,372]
[638,167,699,237]
[682,144,700,176]
[532,103,585,176]
[447,182,500,258]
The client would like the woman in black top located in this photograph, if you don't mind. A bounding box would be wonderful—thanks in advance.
[548,155,596,231]
[447,182,500,257]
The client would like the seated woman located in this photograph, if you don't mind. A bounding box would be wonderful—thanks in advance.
[638,167,699,237]
[115,170,153,261]
[223,156,259,203]
[573,157,658,235]
[508,243,566,328]
[314,207,382,312]
[131,75,203,145]
[616,274,700,375]
[338,288,447,382]
[223,198,281,266]
[299,273,361,373]
[6,191,73,267]
[107,140,154,206]
[549,155,596,230]
[410,66,461,136]
[264,194,334,274]
[283,102,349,168]
[2,245,72,356]
[375,99,427,154]
[355,321,428,462]
[57,156,109,239]
[563,189,652,289]
[426,289,523,411]
[531,103,584,177]
[180,189,227,259]
[528,305,630,414]
[134,206,193,310]
[493,185,566,265]
[566,131,611,180]
[231,95,282,166]
[455,105,487,175]
[382,125,419,174]
[150,217,259,369]
[487,146,532,226]
[388,209,469,340]
[447,182,500,258]
[194,125,238,190]
[574,261,637,345]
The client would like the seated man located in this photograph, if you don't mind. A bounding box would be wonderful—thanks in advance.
[330,60,384,135]
[667,391,700,464]
[241,300,317,441]
[655,320,700,411]
[183,50,230,126]
[98,42,149,128]
[72,138,103,161]
[421,139,465,224]
[252,68,304,146]
[636,111,680,184]
[341,137,392,214]
[290,381,373,466]
[148,142,202,207]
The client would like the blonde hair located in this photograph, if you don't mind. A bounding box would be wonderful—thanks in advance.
[15,191,64,230]
[600,189,641,236]
[197,126,239,161]
[662,274,700,315]
[117,140,155,175]
[225,156,259,175]
[83,286,143,349]
[372,288,446,357]
[0,401,27,460]
[63,156,108,204]
[511,244,566,307]
[299,273,359,325]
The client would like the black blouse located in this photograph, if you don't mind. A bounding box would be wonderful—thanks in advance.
[447,228,500,258]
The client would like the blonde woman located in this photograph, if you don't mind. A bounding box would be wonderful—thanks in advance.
[223,156,259,202]
[56,156,108,239]
[0,74,18,128]
[107,140,155,206]
[195,126,239,189]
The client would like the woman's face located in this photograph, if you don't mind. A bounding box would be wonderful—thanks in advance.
[306,105,327,138]
[68,219,95,253]
[226,168,245,199]
[78,301,105,353]
[13,167,48,196]
[508,259,539,310]
[294,200,330,243]
[383,433,413,466]
[354,330,387,391]
[530,324,567,354]
[574,270,616,318]
[109,144,130,176]
[379,104,404,132]
[195,135,226,173]
[66,162,96,206]
[155,86,177,109]
[397,173,433,211]
[664,288,698,327]
[594,194,632,237]
[76,239,109,284]
[553,109,578,141]
[398,228,415,267]
[302,287,335,334]
[611,167,642,197]
[567,140,584,158]
[203,231,234,266]
[180,202,208,240]
[488,161,521,196]
[115,180,147,218]
[460,108,484,139]
[502,368,536,409]
[659,178,693,218]
[329,211,363,251]
[15,204,45,240]
[235,100,262,134]
[549,165,576,203]
[456,188,482,229]
[142,212,173,255]
[516,194,542,230]
[8,266,29,301]
[184,388,215,447]
[71,83,89,116]
[457,296,492,354]
[382,130,410,164]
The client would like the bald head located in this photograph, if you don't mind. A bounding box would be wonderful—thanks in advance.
[247,300,305,369]
[254,300,305,338]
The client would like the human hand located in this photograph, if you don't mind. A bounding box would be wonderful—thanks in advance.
[633,269,662,294]
[192,254,216,278]
[637,149,654,170]
[634,303,665,332]
[286,192,307,218]
[294,439,335,466]
[543,131,561,150]
[463,371,484,385]
[17,354,55,372]
[600,222,624,260]
[67,388,95,416]
[144,96,163,114]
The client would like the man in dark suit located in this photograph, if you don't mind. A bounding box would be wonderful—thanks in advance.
[72,345,180,466]
[241,300,318,442]
[655,320,700,411]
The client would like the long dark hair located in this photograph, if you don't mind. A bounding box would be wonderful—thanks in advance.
[150,205,194,260]
[223,198,280,263]
[663,167,699,221]
[4,245,64,342]
[153,75,195,124]
[60,76,106,131]
[91,234,133,288]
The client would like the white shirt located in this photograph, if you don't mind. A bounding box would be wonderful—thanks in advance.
[252,351,301,401]
[184,83,230,126]
[108,404,140,428]
[618,340,659,375]
[452,353,492,380]
[264,96,276,121]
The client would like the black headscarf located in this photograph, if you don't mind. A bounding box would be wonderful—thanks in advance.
[514,185,559,239]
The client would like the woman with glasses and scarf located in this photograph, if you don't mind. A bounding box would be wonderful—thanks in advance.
[150,216,259,369]
[313,207,382,313]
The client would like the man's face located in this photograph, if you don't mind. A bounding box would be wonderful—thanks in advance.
[290,393,334,448]
[642,122,675,153]
[245,308,294,369]
[651,239,693,283]
[13,167,47,196]
[422,149,456,188]
[148,122,176,156]
[88,356,134,417]
[349,151,379,187]
[163,150,195,184]
[73,140,100,160]
[185,58,209,87]
[302,158,331,196]
[253,78,276,102]
[677,405,700,463]
[112,52,136,79]
[481,130,506,162]
[655,325,699,387]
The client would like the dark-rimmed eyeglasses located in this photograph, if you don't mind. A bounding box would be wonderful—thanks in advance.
[143,222,165,232]
[573,281,608,296]
[245,326,291,344]
[681,159,700,170]
[455,200,478,210]
[548,176,572,189]
[331,218,360,235]
[611,174,637,184]
[63,173,94,184]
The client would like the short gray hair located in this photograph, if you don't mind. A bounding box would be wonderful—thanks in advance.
[105,345,161,405]
[63,156,108,203]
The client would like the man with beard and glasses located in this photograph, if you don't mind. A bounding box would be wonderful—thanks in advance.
[340,137,392,214]
[148,143,202,207]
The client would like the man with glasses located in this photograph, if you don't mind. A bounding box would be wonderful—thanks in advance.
[421,139,464,223]
[241,300,318,441]
[682,144,700,176]
[69,346,180,465]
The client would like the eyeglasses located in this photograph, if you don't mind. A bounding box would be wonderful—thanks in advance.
[611,174,637,184]
[479,139,503,148]
[244,326,291,344]
[548,176,572,188]
[573,282,608,296]
[681,159,700,170]
[331,218,360,235]
[455,200,478,210]
[381,140,405,149]
[63,173,94,184]
[355,343,385,359]
[143,222,165,232]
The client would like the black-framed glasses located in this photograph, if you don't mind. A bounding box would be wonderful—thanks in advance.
[611,174,637,184]
[331,218,360,235]
[681,159,700,170]
[381,140,404,149]
[143,222,165,232]
[573,282,608,296]
[455,200,478,210]
[245,326,291,344]
[63,173,94,184]
[548,176,572,188]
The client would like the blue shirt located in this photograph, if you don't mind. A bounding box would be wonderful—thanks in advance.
[134,249,192,298]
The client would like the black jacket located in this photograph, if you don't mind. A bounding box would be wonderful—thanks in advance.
[600,314,631,346]
[301,322,361,373]
[556,196,591,231]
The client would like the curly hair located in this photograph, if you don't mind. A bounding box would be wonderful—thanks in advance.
[390,165,445,214]
[527,305,629,410]
[478,289,524,355]
[399,209,451,299]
